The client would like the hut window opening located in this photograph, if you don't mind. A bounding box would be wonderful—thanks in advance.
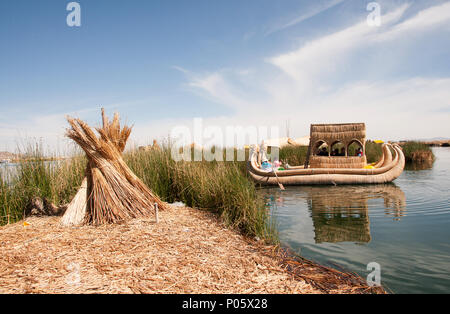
[348,140,364,157]
[331,141,346,157]
[314,141,330,156]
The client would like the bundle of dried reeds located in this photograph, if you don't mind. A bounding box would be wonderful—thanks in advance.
[61,109,167,226]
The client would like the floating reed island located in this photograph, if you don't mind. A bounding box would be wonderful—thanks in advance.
[0,206,385,294]
[0,112,386,294]
[248,123,405,186]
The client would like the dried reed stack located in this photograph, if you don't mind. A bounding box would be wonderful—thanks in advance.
[61,109,167,226]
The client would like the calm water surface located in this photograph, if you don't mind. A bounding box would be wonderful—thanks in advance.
[0,162,20,183]
[261,147,450,294]
[0,161,62,184]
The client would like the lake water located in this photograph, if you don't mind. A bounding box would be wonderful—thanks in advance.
[261,147,450,294]
[0,161,62,184]
[0,162,20,183]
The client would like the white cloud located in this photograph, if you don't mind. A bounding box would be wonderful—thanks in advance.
[375,1,450,41]
[268,4,410,91]
[183,3,450,141]
[171,65,190,74]
[380,2,450,40]
[187,71,261,113]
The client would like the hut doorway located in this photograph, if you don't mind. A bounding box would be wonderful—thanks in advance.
[348,140,364,157]
[313,141,330,156]
[331,141,346,157]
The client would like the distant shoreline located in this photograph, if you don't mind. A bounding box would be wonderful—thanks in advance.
[0,157,68,164]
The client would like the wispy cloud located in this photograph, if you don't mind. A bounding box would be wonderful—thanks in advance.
[376,1,450,41]
[187,72,255,111]
[172,65,190,74]
[268,3,410,91]
[266,0,345,35]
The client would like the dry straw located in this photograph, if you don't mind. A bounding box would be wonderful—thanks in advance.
[61,109,167,226]
[0,205,385,294]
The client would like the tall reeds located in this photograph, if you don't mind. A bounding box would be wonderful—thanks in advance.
[278,146,309,166]
[364,141,383,164]
[0,143,85,226]
[400,141,435,162]
[0,143,276,241]
[125,147,276,241]
[0,138,434,239]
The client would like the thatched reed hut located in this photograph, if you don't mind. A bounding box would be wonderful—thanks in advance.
[305,123,366,169]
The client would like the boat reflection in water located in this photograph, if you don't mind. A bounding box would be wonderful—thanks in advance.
[306,185,405,243]
[263,184,406,244]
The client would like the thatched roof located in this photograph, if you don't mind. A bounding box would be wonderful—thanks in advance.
[310,123,366,146]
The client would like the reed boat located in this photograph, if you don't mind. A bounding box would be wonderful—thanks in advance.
[248,123,405,186]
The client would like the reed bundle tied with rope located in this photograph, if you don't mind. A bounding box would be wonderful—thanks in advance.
[61,109,167,226]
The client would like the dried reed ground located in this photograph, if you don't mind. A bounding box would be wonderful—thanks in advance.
[0,204,380,294]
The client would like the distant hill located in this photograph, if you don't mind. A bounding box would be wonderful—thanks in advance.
[419,137,450,142]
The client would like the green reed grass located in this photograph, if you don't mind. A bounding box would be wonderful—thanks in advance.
[1,143,277,242]
[125,147,277,241]
[278,146,309,166]
[400,141,435,162]
[0,143,85,226]
[364,141,383,164]
[0,139,433,238]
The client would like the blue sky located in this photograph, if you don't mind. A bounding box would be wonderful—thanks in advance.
[1,0,450,152]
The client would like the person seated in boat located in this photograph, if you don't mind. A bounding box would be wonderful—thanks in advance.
[331,148,338,156]
[260,157,273,171]
[356,148,363,157]
[318,147,328,156]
